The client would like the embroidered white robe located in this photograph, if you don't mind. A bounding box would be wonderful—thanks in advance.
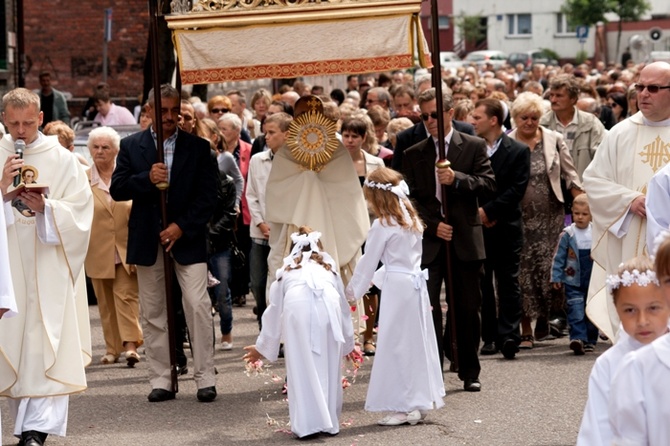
[582,112,670,339]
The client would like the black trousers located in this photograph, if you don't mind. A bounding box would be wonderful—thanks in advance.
[425,243,483,381]
[480,224,523,348]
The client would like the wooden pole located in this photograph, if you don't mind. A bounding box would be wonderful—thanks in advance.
[149,0,178,393]
[429,2,459,371]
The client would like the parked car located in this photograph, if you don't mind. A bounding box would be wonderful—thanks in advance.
[463,50,508,70]
[439,51,463,71]
[650,51,670,63]
[507,50,558,70]
[73,121,142,165]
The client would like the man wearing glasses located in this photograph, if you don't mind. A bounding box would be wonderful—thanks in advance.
[583,61,670,341]
[402,88,495,392]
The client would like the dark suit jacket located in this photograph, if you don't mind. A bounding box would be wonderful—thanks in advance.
[110,128,219,266]
[402,130,496,265]
[480,133,530,228]
[392,120,474,171]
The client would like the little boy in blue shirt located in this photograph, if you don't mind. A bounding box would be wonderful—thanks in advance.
[551,193,599,355]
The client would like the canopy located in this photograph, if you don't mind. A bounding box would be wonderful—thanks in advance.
[166,0,431,85]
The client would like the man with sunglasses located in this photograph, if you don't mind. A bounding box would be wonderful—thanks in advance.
[402,88,495,392]
[583,61,670,342]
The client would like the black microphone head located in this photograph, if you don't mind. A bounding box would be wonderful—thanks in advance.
[14,139,26,155]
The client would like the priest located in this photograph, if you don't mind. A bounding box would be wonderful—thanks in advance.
[583,61,670,340]
[0,88,93,446]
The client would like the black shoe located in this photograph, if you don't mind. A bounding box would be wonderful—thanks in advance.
[233,295,246,307]
[570,339,585,356]
[480,343,498,355]
[278,344,285,358]
[549,318,568,338]
[197,386,217,402]
[21,431,47,446]
[148,388,176,402]
[448,361,459,373]
[176,364,188,376]
[464,378,481,392]
[501,339,519,360]
[584,343,596,353]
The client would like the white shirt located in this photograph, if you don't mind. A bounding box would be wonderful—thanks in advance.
[245,149,274,240]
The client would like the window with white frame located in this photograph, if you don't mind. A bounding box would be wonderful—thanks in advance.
[556,13,577,34]
[507,13,531,36]
[439,16,449,30]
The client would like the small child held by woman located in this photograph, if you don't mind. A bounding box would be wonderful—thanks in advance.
[576,254,670,445]
[243,227,354,439]
[607,234,670,445]
[345,167,444,426]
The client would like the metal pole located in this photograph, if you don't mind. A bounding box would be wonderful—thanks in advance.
[16,0,25,87]
[149,0,178,393]
[429,0,459,372]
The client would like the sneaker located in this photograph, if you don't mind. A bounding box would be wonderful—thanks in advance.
[570,339,585,356]
[220,341,233,351]
[584,343,595,353]
[377,410,421,426]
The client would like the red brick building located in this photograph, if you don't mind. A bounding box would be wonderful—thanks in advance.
[2,0,148,114]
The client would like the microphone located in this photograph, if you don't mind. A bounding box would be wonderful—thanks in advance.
[13,139,25,187]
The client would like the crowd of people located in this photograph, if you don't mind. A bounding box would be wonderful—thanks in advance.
[1,57,670,443]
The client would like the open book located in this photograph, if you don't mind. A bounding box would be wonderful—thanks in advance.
[2,184,50,202]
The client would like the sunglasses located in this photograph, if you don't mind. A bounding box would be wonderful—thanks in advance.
[420,111,440,121]
[211,108,230,114]
[633,84,670,94]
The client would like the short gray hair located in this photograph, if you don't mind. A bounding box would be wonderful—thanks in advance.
[218,113,242,132]
[88,126,121,151]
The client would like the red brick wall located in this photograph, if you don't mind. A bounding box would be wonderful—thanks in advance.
[23,0,148,106]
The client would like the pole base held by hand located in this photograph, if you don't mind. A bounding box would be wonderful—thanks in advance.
[156,181,169,191]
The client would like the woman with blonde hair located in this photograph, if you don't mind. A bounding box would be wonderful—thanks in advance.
[509,92,583,348]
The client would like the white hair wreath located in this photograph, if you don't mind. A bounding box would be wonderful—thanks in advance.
[605,267,659,294]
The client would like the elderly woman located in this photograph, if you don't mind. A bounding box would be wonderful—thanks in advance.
[207,95,232,121]
[85,126,143,366]
[509,92,583,349]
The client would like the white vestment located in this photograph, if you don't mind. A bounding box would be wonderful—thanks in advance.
[609,333,670,446]
[265,144,370,286]
[0,134,93,436]
[582,112,670,339]
[256,258,354,438]
[577,326,644,446]
[348,220,445,413]
[0,191,17,445]
[646,162,670,254]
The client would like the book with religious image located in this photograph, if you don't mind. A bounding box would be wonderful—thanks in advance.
[2,183,50,202]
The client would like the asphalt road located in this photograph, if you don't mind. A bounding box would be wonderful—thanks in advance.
[2,303,598,446]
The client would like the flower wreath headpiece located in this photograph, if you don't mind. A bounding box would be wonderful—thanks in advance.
[363,179,414,225]
[605,266,659,294]
[279,230,337,276]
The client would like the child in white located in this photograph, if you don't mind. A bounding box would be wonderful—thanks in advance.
[243,227,354,439]
[1,196,18,445]
[577,255,670,445]
[346,168,445,426]
[608,236,670,446]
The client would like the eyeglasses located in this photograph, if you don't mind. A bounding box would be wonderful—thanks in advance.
[633,84,670,94]
[210,108,229,114]
[420,111,440,121]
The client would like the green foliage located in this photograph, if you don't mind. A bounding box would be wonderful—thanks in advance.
[576,50,589,64]
[540,48,561,61]
[455,11,485,45]
[562,0,650,25]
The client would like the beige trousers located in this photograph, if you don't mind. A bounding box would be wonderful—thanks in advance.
[136,249,215,391]
[91,264,143,356]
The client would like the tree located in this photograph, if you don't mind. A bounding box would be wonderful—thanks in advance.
[455,11,485,49]
[562,0,650,63]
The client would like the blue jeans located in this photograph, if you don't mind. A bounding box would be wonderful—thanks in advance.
[208,248,232,335]
[250,241,270,328]
[565,248,598,345]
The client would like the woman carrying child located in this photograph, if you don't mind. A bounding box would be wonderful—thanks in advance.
[346,167,444,426]
[243,227,355,439]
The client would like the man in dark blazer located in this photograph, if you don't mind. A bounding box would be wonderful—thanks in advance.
[111,84,219,403]
[391,117,474,171]
[402,88,496,392]
[471,98,530,360]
